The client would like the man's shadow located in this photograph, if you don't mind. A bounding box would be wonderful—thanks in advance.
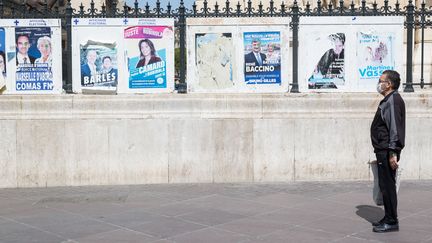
[356,205,384,223]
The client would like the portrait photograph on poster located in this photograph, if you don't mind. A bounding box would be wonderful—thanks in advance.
[15,27,54,92]
[308,32,345,90]
[124,25,172,89]
[195,32,234,89]
[357,32,395,81]
[80,40,118,92]
[243,31,281,85]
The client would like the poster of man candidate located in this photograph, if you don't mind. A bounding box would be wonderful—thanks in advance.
[243,31,281,85]
[15,27,53,92]
[80,40,118,91]
[308,32,346,90]
[357,32,395,81]
[124,25,172,89]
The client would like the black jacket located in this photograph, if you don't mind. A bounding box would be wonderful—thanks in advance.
[370,91,406,154]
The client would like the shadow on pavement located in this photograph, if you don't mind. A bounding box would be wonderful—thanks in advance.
[356,205,384,223]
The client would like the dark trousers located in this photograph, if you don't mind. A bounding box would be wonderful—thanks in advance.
[376,151,398,224]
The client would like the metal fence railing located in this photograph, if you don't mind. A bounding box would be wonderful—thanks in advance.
[0,0,431,93]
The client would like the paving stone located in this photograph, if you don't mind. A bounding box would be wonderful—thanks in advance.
[129,217,206,238]
[0,226,65,243]
[177,208,247,226]
[215,217,288,237]
[74,229,156,243]
[169,227,250,243]
[255,226,345,243]
[46,219,119,240]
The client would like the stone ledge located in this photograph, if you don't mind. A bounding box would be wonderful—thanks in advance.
[0,93,430,120]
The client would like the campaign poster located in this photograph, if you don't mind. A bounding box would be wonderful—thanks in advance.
[195,33,234,89]
[124,25,172,89]
[357,32,395,80]
[0,28,5,90]
[244,31,281,85]
[15,27,53,91]
[308,33,345,89]
[80,40,118,90]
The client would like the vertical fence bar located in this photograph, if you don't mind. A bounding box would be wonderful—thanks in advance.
[64,0,73,93]
[177,0,187,93]
[291,0,300,93]
[0,0,4,17]
[404,0,414,92]
[419,1,425,89]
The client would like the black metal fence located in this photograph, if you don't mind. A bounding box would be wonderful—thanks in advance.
[0,0,431,93]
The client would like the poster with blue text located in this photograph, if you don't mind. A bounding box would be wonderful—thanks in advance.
[243,31,281,85]
[80,41,118,90]
[15,27,53,91]
[125,26,172,89]
[357,32,395,80]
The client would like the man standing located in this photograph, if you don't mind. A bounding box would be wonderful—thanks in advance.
[370,70,406,233]
[16,34,36,65]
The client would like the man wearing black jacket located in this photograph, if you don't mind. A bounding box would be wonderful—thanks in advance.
[370,70,406,233]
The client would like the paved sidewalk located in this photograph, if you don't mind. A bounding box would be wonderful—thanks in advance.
[1,181,432,243]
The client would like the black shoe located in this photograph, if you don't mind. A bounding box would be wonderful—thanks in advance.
[373,223,399,233]
[372,218,386,226]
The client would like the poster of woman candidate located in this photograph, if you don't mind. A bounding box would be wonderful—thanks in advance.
[15,27,54,92]
[307,32,346,90]
[124,25,172,89]
[243,31,281,85]
[357,32,395,82]
[80,40,118,91]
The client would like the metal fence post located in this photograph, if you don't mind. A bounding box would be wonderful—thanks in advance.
[177,0,187,93]
[290,0,300,93]
[64,0,73,93]
[404,0,414,92]
[0,0,4,17]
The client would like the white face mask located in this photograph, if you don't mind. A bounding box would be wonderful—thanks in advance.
[376,83,384,94]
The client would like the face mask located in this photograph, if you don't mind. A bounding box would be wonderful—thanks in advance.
[376,83,383,94]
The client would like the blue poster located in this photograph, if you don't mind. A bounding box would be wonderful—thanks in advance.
[125,26,172,89]
[0,28,5,90]
[80,41,118,89]
[357,32,395,80]
[244,31,281,85]
[15,27,53,91]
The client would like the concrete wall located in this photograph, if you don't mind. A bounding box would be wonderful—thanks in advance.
[0,93,431,188]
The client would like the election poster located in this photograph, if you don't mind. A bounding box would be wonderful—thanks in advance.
[307,32,346,90]
[299,16,403,92]
[124,25,172,89]
[244,31,281,85]
[15,27,54,92]
[80,40,118,91]
[0,19,62,94]
[186,17,290,93]
[0,28,5,90]
[195,33,234,90]
[72,18,174,93]
[357,32,395,83]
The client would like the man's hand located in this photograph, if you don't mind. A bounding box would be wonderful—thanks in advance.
[389,154,398,170]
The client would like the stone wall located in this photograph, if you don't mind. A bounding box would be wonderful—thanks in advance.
[0,93,431,188]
